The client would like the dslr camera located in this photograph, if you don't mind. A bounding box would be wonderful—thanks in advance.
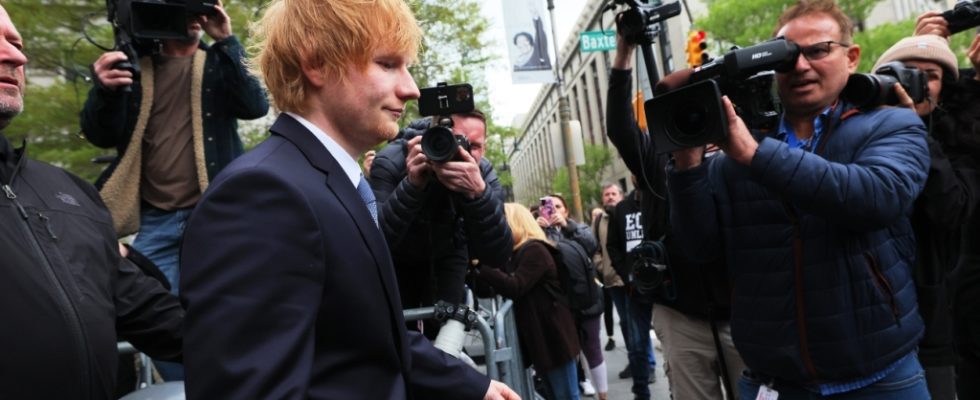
[646,39,801,153]
[417,82,476,162]
[943,0,980,35]
[842,61,927,109]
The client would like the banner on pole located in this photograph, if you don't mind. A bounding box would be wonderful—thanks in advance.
[501,0,555,84]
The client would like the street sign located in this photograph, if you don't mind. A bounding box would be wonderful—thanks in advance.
[579,31,616,53]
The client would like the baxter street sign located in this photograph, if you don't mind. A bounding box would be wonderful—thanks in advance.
[580,31,616,52]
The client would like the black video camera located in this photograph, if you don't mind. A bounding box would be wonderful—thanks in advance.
[105,0,217,92]
[842,61,927,110]
[111,0,216,42]
[417,82,475,163]
[614,0,682,45]
[629,240,670,299]
[646,39,801,153]
[943,0,980,35]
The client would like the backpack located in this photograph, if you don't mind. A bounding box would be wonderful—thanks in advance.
[521,239,604,319]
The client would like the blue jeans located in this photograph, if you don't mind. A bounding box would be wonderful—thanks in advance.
[544,359,581,400]
[625,294,657,399]
[133,205,192,381]
[738,353,929,400]
[610,287,655,367]
[133,206,192,294]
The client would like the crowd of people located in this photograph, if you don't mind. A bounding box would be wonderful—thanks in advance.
[1,0,978,399]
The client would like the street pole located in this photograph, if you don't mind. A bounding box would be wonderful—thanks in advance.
[546,0,584,222]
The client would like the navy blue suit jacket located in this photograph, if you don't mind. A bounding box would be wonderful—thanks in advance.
[180,114,490,399]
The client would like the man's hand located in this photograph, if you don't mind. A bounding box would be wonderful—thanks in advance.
[718,96,757,166]
[914,11,950,38]
[484,380,520,400]
[969,34,980,79]
[204,1,232,41]
[431,146,486,199]
[405,136,432,189]
[92,51,133,91]
[612,16,636,70]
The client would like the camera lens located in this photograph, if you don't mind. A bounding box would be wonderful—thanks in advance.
[421,126,459,162]
[670,99,709,145]
[842,73,897,109]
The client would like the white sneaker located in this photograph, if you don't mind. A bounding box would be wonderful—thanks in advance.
[580,379,596,397]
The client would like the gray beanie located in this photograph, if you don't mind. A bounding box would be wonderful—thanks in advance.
[872,34,959,80]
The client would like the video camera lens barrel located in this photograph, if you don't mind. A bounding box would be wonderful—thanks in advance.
[421,126,460,162]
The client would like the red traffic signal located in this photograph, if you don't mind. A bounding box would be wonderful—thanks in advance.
[686,30,708,67]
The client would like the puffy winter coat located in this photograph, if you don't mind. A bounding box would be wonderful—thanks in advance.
[668,103,929,384]
[370,134,513,304]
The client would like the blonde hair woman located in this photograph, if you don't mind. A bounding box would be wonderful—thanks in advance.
[475,203,582,399]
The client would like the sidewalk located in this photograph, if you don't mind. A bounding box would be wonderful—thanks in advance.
[599,311,670,399]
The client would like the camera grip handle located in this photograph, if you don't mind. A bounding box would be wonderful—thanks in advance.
[110,60,135,93]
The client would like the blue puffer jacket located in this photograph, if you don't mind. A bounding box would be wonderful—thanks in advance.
[668,103,929,384]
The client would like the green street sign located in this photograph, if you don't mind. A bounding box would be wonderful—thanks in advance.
[580,31,617,53]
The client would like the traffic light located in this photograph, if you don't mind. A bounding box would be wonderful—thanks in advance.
[686,30,708,68]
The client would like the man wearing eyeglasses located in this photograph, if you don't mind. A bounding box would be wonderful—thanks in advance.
[667,0,931,398]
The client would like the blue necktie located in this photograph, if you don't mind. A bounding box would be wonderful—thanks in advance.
[356,175,378,227]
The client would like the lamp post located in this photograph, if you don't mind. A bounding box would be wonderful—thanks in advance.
[546,0,584,222]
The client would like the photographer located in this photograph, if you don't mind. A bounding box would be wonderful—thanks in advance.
[369,111,512,339]
[606,28,743,400]
[886,15,980,398]
[80,1,267,380]
[871,33,980,400]
[80,3,267,292]
[667,1,930,398]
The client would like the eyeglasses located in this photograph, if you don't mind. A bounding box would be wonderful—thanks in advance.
[799,41,850,61]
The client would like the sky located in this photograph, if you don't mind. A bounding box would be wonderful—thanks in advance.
[482,0,589,127]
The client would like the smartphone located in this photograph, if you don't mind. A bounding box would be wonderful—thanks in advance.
[539,197,554,223]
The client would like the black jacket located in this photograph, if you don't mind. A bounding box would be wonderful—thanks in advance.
[912,70,980,367]
[370,135,513,304]
[606,68,731,320]
[0,136,183,400]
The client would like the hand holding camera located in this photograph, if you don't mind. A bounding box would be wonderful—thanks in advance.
[405,135,433,189]
[202,0,231,41]
[93,51,134,91]
[430,147,486,199]
[718,96,757,166]
[915,10,952,37]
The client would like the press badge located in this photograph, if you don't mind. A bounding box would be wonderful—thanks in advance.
[755,385,779,400]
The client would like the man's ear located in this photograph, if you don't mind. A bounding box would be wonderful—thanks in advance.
[302,63,326,88]
[846,44,861,73]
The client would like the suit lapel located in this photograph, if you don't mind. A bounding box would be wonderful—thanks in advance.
[269,114,405,319]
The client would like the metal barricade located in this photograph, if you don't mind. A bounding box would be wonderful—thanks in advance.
[117,290,537,399]
[403,293,538,400]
